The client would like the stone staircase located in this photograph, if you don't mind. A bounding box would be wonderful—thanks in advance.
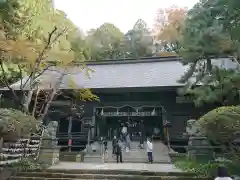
[106,140,171,163]
[10,169,211,180]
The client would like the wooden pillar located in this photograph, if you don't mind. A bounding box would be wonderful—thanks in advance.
[92,108,96,138]
[67,117,72,152]
[0,138,3,152]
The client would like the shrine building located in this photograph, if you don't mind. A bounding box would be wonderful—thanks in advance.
[2,56,235,150]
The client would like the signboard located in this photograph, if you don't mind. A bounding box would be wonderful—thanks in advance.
[101,111,157,117]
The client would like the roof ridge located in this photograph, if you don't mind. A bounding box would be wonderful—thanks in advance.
[85,56,181,65]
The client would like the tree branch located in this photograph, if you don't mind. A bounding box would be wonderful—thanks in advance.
[22,27,60,89]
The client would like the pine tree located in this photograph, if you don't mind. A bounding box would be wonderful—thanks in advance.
[178,0,240,106]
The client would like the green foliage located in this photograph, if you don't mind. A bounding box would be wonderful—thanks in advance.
[174,159,218,177]
[0,0,82,63]
[70,36,91,61]
[7,158,47,171]
[86,23,125,60]
[0,63,28,87]
[174,156,240,177]
[186,68,240,106]
[123,19,153,58]
[177,0,240,106]
[198,106,240,143]
[85,19,154,60]
[0,108,36,140]
[174,156,238,177]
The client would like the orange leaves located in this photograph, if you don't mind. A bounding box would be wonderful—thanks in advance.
[0,39,40,63]
[154,6,187,43]
[218,36,235,53]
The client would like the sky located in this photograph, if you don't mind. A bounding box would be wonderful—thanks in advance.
[54,0,199,33]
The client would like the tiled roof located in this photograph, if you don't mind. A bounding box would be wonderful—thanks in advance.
[5,57,237,90]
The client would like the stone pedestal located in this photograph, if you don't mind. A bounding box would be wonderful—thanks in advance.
[76,153,85,162]
[39,146,60,165]
[59,151,78,162]
[84,155,104,163]
[41,137,58,148]
[38,121,60,165]
[187,136,213,160]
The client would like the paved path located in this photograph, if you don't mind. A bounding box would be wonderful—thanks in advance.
[50,162,181,172]
[106,140,171,163]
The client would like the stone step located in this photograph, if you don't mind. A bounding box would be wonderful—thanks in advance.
[12,172,211,180]
[84,155,103,163]
[10,177,211,180]
[106,159,171,163]
[17,169,197,176]
[106,150,171,163]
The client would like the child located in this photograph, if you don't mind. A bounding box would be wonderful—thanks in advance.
[146,137,153,163]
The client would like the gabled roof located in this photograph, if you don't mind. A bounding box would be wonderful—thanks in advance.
[3,56,237,90]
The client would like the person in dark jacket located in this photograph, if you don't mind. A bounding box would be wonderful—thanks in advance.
[112,136,117,156]
[116,139,123,163]
[103,137,108,152]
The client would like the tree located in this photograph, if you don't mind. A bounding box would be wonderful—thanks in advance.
[207,0,240,58]
[0,0,98,119]
[86,23,125,60]
[123,19,153,58]
[70,35,91,62]
[198,105,240,144]
[153,6,187,52]
[177,0,240,106]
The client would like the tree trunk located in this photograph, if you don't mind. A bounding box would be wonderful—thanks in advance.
[32,88,40,116]
[23,90,33,113]
[36,71,65,160]
[38,72,65,121]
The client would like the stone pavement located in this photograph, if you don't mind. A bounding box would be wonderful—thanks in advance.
[106,140,171,163]
[50,162,182,172]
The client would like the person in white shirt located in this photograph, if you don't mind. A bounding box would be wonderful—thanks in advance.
[215,166,232,180]
[146,137,153,163]
[121,123,127,146]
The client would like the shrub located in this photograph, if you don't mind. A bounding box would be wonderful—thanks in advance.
[175,159,218,177]
[7,158,47,171]
[198,106,240,144]
[174,157,240,177]
[0,108,37,141]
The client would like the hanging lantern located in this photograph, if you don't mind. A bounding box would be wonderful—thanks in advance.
[100,109,104,116]
[151,108,156,116]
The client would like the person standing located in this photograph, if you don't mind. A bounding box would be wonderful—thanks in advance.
[139,120,145,149]
[215,166,233,180]
[146,137,153,163]
[121,123,127,140]
[103,137,108,153]
[116,139,123,163]
[112,136,117,156]
[126,133,131,152]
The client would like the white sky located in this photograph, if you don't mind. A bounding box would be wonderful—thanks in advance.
[54,0,199,33]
